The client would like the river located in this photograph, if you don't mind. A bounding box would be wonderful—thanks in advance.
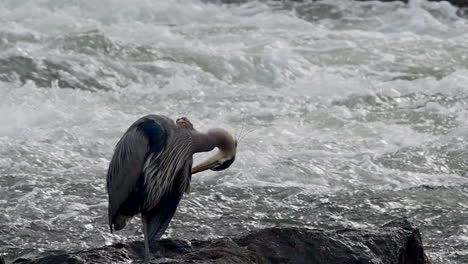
[0,0,467,263]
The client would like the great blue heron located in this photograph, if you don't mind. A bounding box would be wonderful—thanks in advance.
[106,115,236,262]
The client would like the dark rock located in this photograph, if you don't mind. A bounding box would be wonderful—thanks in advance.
[428,0,468,8]
[341,0,468,8]
[209,0,468,8]
[14,218,430,264]
[457,7,468,17]
[0,55,111,91]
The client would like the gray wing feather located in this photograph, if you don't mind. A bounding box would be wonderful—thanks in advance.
[106,124,150,231]
[144,159,192,241]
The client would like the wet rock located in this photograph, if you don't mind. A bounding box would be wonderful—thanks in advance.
[346,0,468,8]
[457,7,468,17]
[430,0,468,8]
[361,0,468,8]
[0,55,111,91]
[14,218,430,264]
[210,0,468,8]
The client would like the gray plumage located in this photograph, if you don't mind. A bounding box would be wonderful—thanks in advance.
[107,115,191,237]
[106,114,237,262]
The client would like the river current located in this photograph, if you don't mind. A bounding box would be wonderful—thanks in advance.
[0,0,467,263]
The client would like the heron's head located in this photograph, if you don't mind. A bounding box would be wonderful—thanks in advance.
[192,129,237,174]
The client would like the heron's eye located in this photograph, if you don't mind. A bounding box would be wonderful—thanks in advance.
[211,156,235,171]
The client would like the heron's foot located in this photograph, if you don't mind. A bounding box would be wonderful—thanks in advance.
[176,117,193,129]
[141,257,176,264]
[140,246,165,264]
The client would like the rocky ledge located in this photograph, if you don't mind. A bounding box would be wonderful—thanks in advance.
[214,0,468,8]
[11,219,429,264]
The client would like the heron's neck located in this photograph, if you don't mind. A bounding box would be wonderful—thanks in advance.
[190,131,220,154]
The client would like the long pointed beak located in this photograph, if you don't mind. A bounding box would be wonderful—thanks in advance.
[191,151,222,174]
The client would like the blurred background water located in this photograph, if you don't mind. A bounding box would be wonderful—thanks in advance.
[0,0,467,263]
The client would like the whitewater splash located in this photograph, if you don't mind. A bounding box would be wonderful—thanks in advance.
[0,0,467,263]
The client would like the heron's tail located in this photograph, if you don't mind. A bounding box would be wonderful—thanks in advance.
[112,214,132,232]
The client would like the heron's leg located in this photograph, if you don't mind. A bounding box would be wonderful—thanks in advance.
[142,217,150,263]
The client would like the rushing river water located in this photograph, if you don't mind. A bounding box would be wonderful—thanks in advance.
[0,0,467,263]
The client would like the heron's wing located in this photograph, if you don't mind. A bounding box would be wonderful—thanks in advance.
[143,159,192,241]
[106,118,166,232]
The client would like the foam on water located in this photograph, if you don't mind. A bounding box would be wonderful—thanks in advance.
[1,0,468,263]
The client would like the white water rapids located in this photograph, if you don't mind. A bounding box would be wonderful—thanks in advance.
[0,0,467,263]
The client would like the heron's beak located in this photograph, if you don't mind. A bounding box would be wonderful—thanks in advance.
[191,151,223,174]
